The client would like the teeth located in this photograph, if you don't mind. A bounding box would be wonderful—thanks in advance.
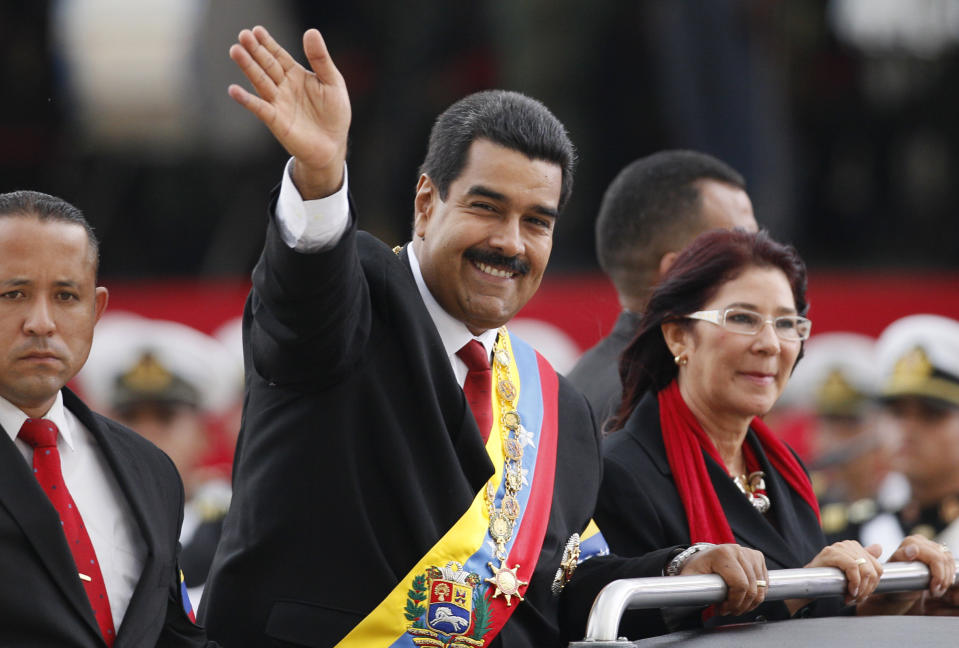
[476,262,514,278]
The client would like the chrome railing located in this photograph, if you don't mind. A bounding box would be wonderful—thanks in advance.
[580,561,959,643]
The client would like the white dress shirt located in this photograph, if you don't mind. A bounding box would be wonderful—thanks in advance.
[1,392,146,630]
[275,159,497,381]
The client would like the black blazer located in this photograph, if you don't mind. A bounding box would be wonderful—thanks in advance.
[200,207,677,647]
[594,392,843,637]
[566,310,641,432]
[0,388,213,647]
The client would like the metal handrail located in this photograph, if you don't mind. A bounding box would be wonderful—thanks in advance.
[583,561,959,642]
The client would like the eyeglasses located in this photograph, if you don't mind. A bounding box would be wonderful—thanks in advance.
[686,308,812,341]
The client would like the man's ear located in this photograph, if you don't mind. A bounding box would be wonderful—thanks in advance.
[661,320,688,359]
[93,286,109,324]
[413,174,436,239]
[658,251,679,279]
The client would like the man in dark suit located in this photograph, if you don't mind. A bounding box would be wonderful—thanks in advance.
[0,190,214,646]
[568,151,757,432]
[200,26,769,647]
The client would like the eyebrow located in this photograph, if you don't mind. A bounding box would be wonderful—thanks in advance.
[725,301,798,315]
[466,184,559,220]
[0,278,82,289]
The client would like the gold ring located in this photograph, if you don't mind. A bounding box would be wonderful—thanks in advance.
[755,579,767,588]
[854,558,868,565]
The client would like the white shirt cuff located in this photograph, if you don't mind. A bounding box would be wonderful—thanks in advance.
[275,158,350,252]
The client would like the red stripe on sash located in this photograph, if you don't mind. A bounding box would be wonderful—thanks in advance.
[482,352,559,641]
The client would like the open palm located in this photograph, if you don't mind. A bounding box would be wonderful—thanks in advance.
[228,26,351,197]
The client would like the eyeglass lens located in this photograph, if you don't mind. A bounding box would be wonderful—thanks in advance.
[723,309,810,340]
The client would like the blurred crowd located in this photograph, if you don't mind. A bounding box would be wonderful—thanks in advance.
[775,316,959,558]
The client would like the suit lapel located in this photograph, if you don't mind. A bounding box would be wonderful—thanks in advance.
[396,244,494,493]
[0,411,104,640]
[62,389,162,644]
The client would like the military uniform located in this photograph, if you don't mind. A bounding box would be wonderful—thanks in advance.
[874,314,959,554]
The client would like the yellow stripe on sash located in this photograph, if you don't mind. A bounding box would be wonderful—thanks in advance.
[336,331,520,647]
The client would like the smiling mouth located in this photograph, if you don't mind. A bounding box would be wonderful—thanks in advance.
[741,372,775,383]
[463,248,529,280]
[474,260,517,279]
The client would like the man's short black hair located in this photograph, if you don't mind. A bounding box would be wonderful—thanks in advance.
[595,150,745,301]
[419,90,576,212]
[0,190,101,273]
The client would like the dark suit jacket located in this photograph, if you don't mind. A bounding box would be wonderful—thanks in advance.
[566,310,641,432]
[0,388,212,647]
[593,392,843,638]
[200,208,676,647]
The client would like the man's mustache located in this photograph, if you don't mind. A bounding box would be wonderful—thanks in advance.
[464,248,530,276]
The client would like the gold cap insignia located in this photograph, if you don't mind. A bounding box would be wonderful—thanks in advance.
[120,351,173,394]
[816,368,863,415]
[892,346,933,386]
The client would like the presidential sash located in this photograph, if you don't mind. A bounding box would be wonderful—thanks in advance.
[336,328,559,647]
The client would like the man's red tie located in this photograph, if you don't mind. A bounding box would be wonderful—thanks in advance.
[457,340,493,443]
[19,418,116,646]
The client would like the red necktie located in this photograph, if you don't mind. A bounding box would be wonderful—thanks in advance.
[457,340,493,443]
[19,418,116,647]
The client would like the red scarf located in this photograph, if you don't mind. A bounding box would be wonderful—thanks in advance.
[658,380,821,545]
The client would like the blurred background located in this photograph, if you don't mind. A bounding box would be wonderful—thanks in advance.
[3,0,959,361]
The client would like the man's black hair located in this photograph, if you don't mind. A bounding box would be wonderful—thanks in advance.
[0,190,100,272]
[419,90,576,212]
[595,150,746,301]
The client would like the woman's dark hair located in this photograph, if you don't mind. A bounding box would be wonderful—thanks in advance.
[608,228,808,432]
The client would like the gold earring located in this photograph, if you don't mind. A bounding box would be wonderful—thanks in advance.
[674,354,687,366]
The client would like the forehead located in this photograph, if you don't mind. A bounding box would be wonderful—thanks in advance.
[708,265,795,310]
[451,139,562,205]
[0,216,96,278]
[697,179,758,233]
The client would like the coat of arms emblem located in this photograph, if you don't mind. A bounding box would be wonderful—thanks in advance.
[405,561,490,647]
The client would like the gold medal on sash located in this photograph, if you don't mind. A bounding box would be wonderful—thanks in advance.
[497,379,517,401]
[505,438,523,461]
[501,495,520,521]
[485,559,528,607]
[489,511,512,543]
[501,410,521,430]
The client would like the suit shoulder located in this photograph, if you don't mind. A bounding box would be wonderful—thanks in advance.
[557,373,590,408]
[356,230,405,264]
[91,412,181,476]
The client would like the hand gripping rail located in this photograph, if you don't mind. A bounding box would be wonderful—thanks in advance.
[580,561,959,643]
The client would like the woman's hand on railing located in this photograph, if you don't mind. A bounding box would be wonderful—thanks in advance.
[857,536,957,616]
[681,544,768,617]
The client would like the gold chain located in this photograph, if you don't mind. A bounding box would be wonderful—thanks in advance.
[484,329,524,562]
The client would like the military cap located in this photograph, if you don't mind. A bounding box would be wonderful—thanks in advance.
[76,313,241,415]
[780,332,877,416]
[876,314,959,408]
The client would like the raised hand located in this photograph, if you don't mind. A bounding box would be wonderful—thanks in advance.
[228,26,351,199]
